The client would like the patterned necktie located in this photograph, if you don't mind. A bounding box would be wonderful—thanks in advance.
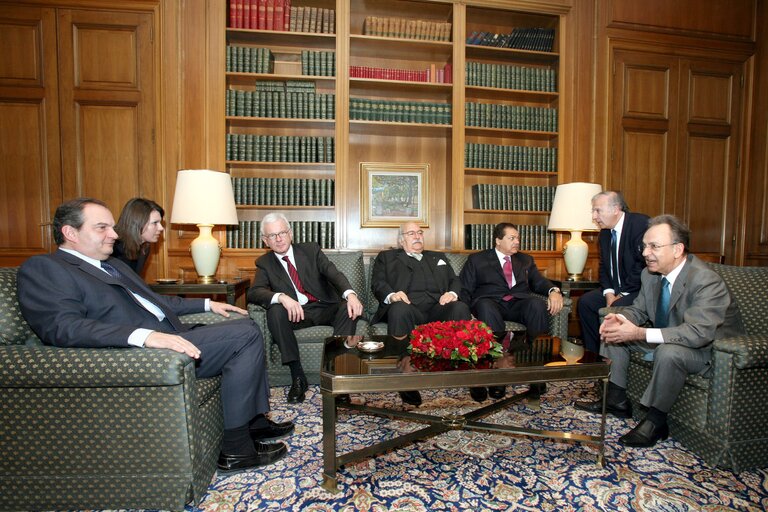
[610,229,620,290]
[503,256,514,301]
[655,277,671,328]
[101,260,123,280]
[282,256,317,302]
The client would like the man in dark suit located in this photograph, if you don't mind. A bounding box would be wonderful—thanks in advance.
[248,212,364,403]
[371,222,471,405]
[575,215,744,447]
[578,191,649,353]
[460,222,563,401]
[17,198,292,474]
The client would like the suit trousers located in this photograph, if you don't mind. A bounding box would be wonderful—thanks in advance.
[266,301,357,364]
[472,297,548,340]
[181,318,270,429]
[601,341,712,412]
[384,300,471,336]
[578,289,638,353]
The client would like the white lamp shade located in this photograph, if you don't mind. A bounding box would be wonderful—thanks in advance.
[547,182,603,232]
[170,169,238,225]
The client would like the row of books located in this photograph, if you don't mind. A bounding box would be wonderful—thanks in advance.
[350,64,453,84]
[226,90,335,119]
[251,80,315,92]
[228,1,335,34]
[301,50,335,77]
[465,143,557,172]
[350,98,451,125]
[226,46,274,74]
[466,28,555,53]
[464,224,556,251]
[363,16,451,42]
[471,184,556,212]
[227,221,336,249]
[232,177,334,206]
[226,134,335,163]
[465,62,556,93]
[465,102,557,132]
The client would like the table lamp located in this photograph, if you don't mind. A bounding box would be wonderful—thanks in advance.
[547,182,602,281]
[171,169,238,283]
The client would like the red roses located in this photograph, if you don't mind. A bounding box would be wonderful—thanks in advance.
[409,320,503,364]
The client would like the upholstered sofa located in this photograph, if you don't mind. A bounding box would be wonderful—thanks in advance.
[249,250,571,386]
[0,267,229,511]
[615,263,768,472]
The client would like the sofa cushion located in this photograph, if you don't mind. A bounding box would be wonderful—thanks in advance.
[709,263,766,335]
[0,267,39,346]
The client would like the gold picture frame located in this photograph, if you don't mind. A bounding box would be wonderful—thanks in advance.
[360,162,429,228]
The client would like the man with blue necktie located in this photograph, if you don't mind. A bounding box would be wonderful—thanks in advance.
[575,215,744,447]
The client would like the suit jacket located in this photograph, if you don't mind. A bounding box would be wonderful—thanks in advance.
[17,250,205,348]
[247,242,353,308]
[371,249,462,324]
[459,249,554,307]
[598,212,649,294]
[620,254,744,350]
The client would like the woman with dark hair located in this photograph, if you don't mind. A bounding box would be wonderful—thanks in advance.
[113,198,165,275]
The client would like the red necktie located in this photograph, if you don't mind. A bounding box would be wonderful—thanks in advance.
[503,256,514,301]
[282,256,317,302]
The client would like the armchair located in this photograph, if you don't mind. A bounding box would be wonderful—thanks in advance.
[0,267,229,511]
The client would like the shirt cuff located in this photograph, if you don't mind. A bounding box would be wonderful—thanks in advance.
[384,292,394,305]
[645,328,664,344]
[128,328,154,347]
[271,292,282,305]
[603,288,616,296]
[204,298,211,311]
[343,289,356,300]
[447,291,458,299]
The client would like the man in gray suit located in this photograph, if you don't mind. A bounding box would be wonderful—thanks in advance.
[575,215,744,447]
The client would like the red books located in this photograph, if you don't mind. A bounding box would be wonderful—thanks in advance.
[229,0,237,27]
[257,0,267,29]
[266,0,274,31]
[234,0,244,28]
[242,0,250,29]
[283,0,291,31]
[249,0,258,29]
[274,0,284,31]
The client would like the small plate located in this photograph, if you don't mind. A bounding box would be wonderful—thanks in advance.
[357,340,384,353]
[156,278,178,284]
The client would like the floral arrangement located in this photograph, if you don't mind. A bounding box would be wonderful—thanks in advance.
[408,320,503,369]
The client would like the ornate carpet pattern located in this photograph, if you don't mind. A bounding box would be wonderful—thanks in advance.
[192,380,768,512]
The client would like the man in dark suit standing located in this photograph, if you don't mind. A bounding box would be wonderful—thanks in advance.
[17,198,292,474]
[578,191,649,353]
[575,215,744,447]
[248,212,364,403]
[460,222,563,401]
[371,222,471,406]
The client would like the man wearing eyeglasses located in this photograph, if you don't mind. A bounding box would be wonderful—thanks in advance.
[371,222,471,405]
[459,222,563,401]
[248,212,364,404]
[578,191,649,354]
[575,215,744,447]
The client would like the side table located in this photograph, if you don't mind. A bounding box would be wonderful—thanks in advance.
[149,277,251,306]
[550,279,601,337]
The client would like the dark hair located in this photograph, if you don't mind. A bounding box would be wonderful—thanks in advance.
[648,214,690,253]
[114,198,165,259]
[52,198,107,245]
[592,190,630,212]
[493,222,519,241]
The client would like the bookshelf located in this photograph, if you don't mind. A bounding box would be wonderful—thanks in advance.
[223,0,564,262]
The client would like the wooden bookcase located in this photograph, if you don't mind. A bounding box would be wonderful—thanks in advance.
[220,0,569,279]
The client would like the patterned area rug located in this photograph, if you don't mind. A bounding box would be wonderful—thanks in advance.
[195,381,768,511]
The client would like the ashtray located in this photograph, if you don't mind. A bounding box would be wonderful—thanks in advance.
[156,278,178,284]
[357,340,384,353]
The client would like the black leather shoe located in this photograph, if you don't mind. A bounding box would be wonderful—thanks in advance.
[287,377,308,403]
[250,419,295,442]
[399,390,422,406]
[619,418,669,447]
[574,397,633,419]
[217,441,287,472]
[336,393,351,405]
[469,387,488,402]
[488,386,506,399]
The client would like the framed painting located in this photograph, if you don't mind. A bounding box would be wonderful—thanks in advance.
[360,162,429,228]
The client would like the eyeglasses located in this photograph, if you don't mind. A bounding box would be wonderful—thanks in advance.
[401,230,424,237]
[504,235,520,241]
[263,230,291,241]
[639,242,679,252]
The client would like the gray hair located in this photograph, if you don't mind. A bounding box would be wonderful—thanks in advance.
[648,214,690,253]
[592,190,629,212]
[260,212,291,235]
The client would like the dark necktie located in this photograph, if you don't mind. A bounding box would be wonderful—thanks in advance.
[282,256,317,302]
[655,277,671,328]
[503,256,514,301]
[101,260,123,280]
[610,229,620,291]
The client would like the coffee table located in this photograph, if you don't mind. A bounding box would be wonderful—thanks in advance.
[319,334,610,492]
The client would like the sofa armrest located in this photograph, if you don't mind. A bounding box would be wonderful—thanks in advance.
[0,345,194,388]
[713,335,768,370]
[533,293,571,340]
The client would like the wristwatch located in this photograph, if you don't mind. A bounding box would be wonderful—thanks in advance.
[549,287,562,295]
